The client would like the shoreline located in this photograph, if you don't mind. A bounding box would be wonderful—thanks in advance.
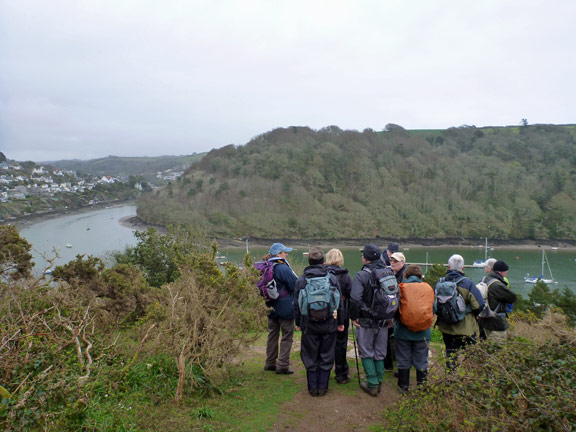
[118,216,576,251]
[12,200,136,229]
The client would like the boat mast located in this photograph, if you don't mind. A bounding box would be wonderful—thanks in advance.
[484,237,488,260]
[544,250,555,281]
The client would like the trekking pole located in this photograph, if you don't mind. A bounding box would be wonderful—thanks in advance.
[351,323,361,387]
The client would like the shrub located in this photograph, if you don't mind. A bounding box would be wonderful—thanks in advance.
[384,313,576,431]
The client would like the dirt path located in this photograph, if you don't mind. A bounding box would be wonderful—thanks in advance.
[261,339,404,432]
[270,372,399,432]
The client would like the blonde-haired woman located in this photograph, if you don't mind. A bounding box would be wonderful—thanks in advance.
[325,248,352,384]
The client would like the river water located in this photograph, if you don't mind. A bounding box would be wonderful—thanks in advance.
[19,204,139,271]
[17,204,576,298]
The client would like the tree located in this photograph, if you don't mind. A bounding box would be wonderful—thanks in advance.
[0,225,33,281]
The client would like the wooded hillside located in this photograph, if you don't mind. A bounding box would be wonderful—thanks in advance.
[137,124,576,240]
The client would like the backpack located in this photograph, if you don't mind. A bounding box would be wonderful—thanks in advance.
[365,267,399,322]
[434,277,467,324]
[254,260,279,300]
[298,274,340,322]
[477,279,505,319]
[398,282,435,332]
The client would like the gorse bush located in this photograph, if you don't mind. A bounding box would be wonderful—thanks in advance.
[0,226,266,430]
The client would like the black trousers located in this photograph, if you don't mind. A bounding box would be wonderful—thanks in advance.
[334,319,350,378]
[442,333,477,368]
[300,329,337,371]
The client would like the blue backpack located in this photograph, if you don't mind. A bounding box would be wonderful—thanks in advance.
[434,277,467,324]
[364,267,399,322]
[298,274,340,321]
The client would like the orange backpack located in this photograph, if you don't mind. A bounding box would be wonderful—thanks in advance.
[398,281,435,332]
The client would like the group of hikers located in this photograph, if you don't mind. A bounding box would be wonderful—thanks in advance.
[255,242,517,397]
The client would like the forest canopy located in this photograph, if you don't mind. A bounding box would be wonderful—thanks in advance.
[137,124,576,240]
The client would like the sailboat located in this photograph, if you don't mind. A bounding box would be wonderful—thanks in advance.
[524,250,557,284]
[472,238,490,268]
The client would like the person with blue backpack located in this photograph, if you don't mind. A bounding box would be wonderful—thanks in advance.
[350,244,399,397]
[435,254,485,370]
[262,243,298,375]
[294,247,345,396]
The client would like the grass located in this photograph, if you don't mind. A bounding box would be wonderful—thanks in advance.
[107,333,305,431]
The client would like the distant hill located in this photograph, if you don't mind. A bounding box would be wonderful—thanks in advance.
[45,154,205,185]
[136,124,576,240]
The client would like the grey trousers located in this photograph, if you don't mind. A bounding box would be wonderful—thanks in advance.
[265,316,294,369]
[395,338,429,371]
[355,326,388,360]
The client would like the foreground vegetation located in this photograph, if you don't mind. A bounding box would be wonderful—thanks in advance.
[138,123,576,240]
[384,312,576,432]
[0,225,266,430]
[1,225,575,431]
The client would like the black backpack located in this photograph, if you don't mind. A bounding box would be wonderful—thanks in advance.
[364,267,399,322]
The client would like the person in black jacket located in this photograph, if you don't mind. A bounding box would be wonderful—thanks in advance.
[324,248,352,384]
[481,260,517,342]
[295,247,345,396]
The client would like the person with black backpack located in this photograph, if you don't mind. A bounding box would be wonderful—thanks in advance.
[435,254,485,370]
[350,244,399,397]
[294,247,345,396]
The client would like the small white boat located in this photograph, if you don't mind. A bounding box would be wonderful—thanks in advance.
[524,250,557,284]
[65,243,72,248]
[472,238,490,268]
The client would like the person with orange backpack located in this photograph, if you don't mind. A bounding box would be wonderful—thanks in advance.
[394,264,435,392]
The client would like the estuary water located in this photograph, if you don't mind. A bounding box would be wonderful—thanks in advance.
[18,204,139,272]
[221,246,576,298]
[16,204,576,298]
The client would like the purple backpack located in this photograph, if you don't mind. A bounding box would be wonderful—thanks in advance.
[254,260,279,300]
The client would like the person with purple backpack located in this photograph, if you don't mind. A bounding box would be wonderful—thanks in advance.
[262,243,298,375]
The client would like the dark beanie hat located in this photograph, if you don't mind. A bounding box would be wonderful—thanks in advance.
[362,244,381,262]
[387,242,400,253]
[493,260,509,272]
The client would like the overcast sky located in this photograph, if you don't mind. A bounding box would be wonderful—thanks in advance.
[1,1,574,162]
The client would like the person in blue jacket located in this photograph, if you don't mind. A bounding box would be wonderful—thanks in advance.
[264,243,298,375]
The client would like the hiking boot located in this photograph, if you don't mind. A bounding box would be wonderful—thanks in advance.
[276,368,294,375]
[263,365,276,372]
[308,390,319,397]
[416,370,428,386]
[359,381,378,397]
[317,389,328,396]
[335,375,350,384]
[397,369,410,394]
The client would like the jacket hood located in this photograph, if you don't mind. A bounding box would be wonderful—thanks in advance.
[303,264,329,278]
[487,271,507,285]
[324,265,349,276]
[445,269,466,281]
[362,260,386,272]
